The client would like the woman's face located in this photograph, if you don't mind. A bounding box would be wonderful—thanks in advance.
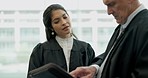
[51,9,72,38]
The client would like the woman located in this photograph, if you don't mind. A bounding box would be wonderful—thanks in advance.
[27,4,95,78]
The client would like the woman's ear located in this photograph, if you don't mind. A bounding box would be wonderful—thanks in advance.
[51,28,54,31]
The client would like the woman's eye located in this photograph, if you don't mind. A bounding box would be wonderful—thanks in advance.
[54,21,59,24]
[63,16,67,19]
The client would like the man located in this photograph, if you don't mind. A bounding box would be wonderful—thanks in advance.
[70,0,148,78]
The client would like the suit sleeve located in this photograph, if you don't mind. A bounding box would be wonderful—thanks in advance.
[86,43,95,65]
[27,43,44,78]
[92,53,105,66]
[134,22,148,78]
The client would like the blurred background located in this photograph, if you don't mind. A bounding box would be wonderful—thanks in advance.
[0,0,148,78]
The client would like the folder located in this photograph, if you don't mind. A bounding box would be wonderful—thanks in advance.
[29,63,73,78]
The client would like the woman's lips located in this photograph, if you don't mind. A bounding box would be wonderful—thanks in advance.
[62,26,69,30]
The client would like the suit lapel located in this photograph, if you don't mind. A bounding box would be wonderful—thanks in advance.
[101,25,126,78]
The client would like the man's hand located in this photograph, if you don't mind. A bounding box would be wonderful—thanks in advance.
[70,66,97,78]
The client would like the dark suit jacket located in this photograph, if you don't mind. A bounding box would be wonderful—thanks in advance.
[93,9,148,78]
[27,38,95,78]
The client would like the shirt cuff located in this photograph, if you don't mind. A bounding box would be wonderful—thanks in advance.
[90,64,100,75]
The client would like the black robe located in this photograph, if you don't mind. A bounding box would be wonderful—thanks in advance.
[27,38,95,78]
[93,9,148,78]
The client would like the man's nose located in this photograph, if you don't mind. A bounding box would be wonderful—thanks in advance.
[107,7,113,15]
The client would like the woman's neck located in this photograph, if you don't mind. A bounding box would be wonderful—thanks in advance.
[57,34,72,39]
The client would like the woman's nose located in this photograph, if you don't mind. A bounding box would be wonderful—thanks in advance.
[61,19,67,25]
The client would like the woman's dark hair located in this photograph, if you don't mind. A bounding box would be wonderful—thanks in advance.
[43,4,68,41]
[43,4,77,41]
